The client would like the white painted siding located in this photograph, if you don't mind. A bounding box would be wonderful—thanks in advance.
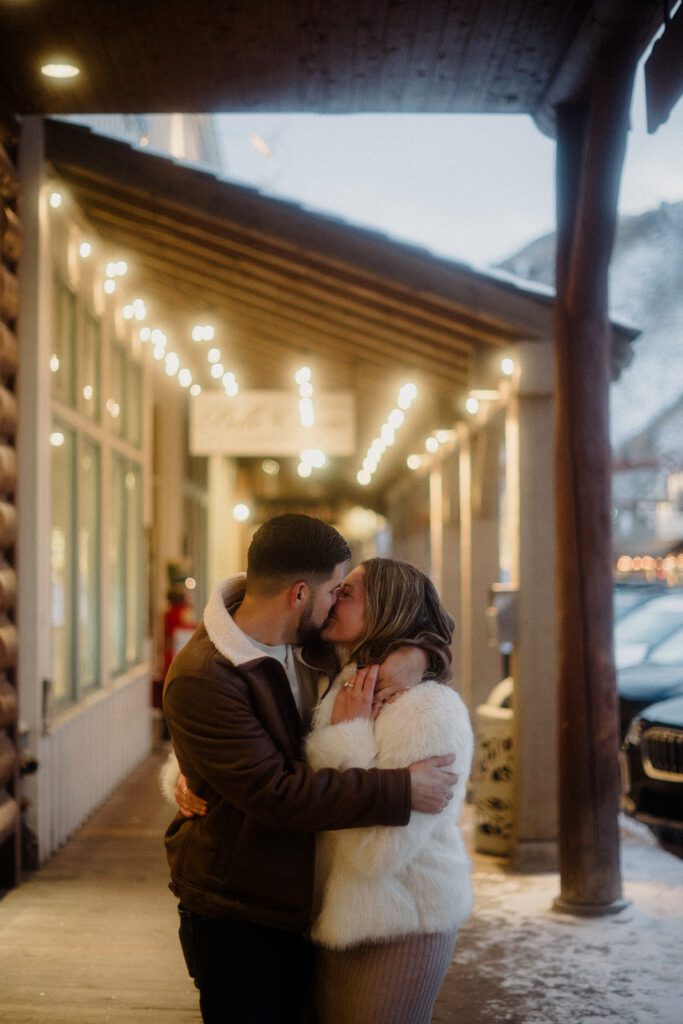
[36,668,151,861]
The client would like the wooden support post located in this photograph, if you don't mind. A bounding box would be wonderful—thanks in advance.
[553,30,640,914]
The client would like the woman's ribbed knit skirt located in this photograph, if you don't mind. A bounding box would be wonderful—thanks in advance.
[313,929,457,1024]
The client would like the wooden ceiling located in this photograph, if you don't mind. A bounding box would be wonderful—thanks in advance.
[45,118,565,497]
[0,1,661,133]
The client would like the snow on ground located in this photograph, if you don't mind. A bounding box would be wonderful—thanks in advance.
[452,814,682,1024]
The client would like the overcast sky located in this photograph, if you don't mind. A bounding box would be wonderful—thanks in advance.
[215,61,683,267]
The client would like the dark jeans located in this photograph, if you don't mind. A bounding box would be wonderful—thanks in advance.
[178,904,313,1024]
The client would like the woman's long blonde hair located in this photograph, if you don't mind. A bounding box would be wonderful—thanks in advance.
[350,558,454,682]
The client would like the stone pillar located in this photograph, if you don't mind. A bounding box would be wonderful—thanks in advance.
[509,340,558,870]
[470,416,505,709]
[154,386,186,614]
[441,448,462,690]
[207,455,241,592]
[457,424,473,710]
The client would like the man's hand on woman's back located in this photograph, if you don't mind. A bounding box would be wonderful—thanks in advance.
[408,755,458,813]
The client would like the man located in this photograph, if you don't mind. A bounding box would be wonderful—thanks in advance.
[164,514,458,1024]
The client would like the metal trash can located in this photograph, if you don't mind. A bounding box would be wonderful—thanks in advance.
[474,677,514,855]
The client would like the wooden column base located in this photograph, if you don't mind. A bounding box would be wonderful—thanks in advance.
[552,895,630,918]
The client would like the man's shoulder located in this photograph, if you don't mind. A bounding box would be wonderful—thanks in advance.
[165,623,240,691]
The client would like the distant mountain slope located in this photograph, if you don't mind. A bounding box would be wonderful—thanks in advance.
[498,202,683,447]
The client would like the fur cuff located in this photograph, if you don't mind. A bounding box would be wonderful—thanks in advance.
[159,749,180,806]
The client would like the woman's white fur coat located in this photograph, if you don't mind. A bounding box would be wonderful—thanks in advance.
[305,665,474,949]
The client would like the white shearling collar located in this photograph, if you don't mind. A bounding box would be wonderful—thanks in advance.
[203,574,272,667]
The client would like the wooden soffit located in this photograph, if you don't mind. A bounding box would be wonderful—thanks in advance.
[1,1,662,135]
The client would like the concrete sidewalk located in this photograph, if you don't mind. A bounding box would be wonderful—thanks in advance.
[1,750,681,1023]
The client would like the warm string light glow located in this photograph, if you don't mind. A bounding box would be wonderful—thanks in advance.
[407,361,515,472]
[356,383,417,486]
[297,448,326,478]
[42,62,80,79]
[50,192,211,399]
[295,366,315,428]
[192,324,215,342]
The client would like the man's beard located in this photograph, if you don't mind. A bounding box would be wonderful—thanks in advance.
[296,601,328,646]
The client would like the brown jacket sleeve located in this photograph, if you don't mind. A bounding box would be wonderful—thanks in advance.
[164,672,411,832]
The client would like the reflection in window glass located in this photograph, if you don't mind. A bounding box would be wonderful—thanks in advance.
[78,308,101,420]
[52,275,76,405]
[127,361,143,448]
[107,345,126,437]
[50,424,75,703]
[125,465,142,664]
[110,455,126,673]
[78,440,100,690]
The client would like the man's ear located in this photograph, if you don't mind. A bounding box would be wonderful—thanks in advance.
[288,580,310,608]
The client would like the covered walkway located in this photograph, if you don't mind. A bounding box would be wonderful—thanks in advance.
[1,752,681,1024]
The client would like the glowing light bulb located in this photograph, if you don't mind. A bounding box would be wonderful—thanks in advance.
[207,348,221,363]
[49,191,63,209]
[295,366,312,385]
[42,63,80,79]
[425,436,439,454]
[501,357,514,376]
[357,469,371,486]
[465,397,480,415]
[190,384,202,396]
[233,503,250,522]
[407,455,421,470]
[300,449,326,468]
[178,369,192,388]
[79,241,92,258]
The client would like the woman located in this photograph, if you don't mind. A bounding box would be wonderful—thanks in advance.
[167,558,473,1024]
[305,558,473,1024]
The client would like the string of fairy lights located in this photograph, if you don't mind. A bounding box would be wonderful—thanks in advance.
[48,183,519,503]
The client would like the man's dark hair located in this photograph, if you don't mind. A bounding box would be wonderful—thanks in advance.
[246,514,351,593]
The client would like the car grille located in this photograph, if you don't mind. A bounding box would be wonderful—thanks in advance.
[642,727,683,781]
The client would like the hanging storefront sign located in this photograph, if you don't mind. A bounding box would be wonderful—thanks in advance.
[189,390,356,456]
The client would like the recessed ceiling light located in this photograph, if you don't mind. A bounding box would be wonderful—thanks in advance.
[41,62,80,80]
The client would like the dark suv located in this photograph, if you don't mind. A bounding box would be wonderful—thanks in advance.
[620,695,683,837]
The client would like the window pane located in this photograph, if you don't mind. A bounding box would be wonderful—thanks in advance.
[51,424,75,704]
[127,361,143,447]
[78,439,100,691]
[125,464,143,664]
[51,275,76,405]
[107,345,126,437]
[78,308,101,420]
[109,454,126,673]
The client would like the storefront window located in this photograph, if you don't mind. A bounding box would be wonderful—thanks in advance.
[108,344,126,438]
[125,464,143,664]
[127,360,143,448]
[78,439,100,691]
[52,274,76,406]
[50,423,75,704]
[110,454,127,673]
[78,307,101,420]
[110,454,144,673]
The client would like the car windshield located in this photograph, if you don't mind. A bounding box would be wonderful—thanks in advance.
[649,625,683,666]
[614,592,683,647]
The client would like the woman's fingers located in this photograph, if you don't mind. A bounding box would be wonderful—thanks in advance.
[349,663,380,698]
